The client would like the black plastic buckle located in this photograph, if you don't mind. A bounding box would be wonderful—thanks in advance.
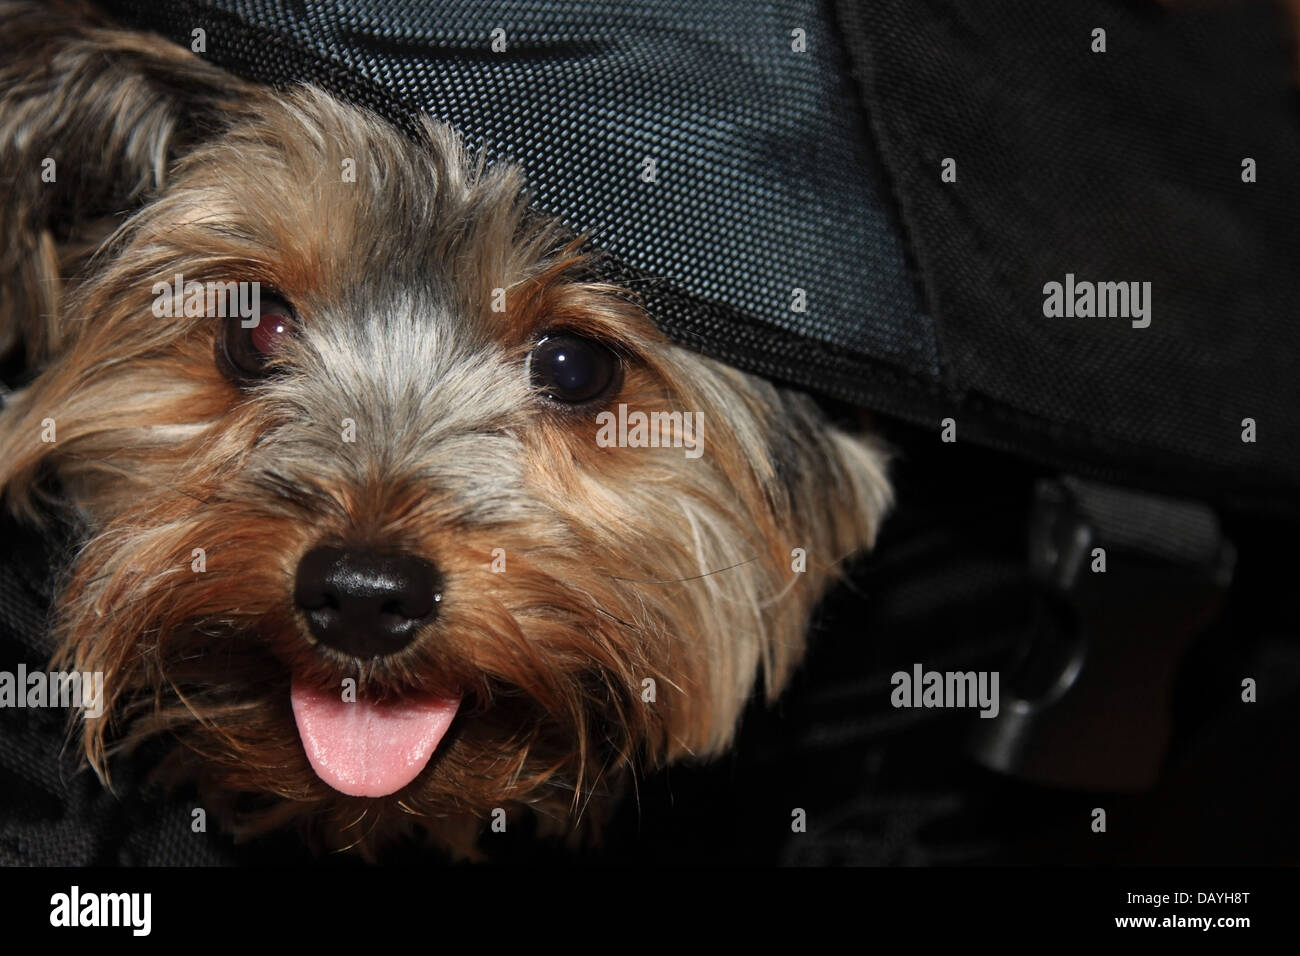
[967,477,1235,791]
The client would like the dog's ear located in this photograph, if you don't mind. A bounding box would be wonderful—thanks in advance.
[0,0,255,367]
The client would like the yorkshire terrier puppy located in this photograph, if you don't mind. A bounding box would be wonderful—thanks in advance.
[0,1,889,856]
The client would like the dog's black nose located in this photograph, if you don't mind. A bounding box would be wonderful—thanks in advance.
[294,547,441,658]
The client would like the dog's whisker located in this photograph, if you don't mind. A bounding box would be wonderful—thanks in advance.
[258,470,330,511]
[590,604,639,633]
[60,452,219,508]
[606,555,760,586]
[573,749,618,826]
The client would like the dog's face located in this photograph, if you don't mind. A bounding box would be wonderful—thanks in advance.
[0,4,888,856]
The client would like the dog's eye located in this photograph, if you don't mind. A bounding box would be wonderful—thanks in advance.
[217,295,296,383]
[528,333,620,405]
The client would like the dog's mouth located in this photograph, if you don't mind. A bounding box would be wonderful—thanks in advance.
[289,678,462,798]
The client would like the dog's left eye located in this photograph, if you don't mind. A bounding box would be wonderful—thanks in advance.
[217,295,296,383]
[528,333,620,405]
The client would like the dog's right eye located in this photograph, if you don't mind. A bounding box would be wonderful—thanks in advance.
[528,332,621,406]
[216,295,296,384]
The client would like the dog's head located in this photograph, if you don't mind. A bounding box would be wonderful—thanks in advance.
[0,1,889,856]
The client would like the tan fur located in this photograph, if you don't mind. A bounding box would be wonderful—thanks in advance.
[0,1,890,858]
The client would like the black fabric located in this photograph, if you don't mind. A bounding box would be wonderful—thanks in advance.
[0,511,197,866]
[840,0,1300,509]
[0,510,316,865]
[90,0,1300,511]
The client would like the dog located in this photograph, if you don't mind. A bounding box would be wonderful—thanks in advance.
[0,0,889,857]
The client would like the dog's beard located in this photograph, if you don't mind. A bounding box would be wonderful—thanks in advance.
[48,467,682,856]
[0,84,890,857]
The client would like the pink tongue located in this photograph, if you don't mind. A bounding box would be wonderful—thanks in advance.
[290,680,461,798]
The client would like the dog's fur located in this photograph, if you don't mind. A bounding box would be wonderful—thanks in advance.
[0,0,889,856]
